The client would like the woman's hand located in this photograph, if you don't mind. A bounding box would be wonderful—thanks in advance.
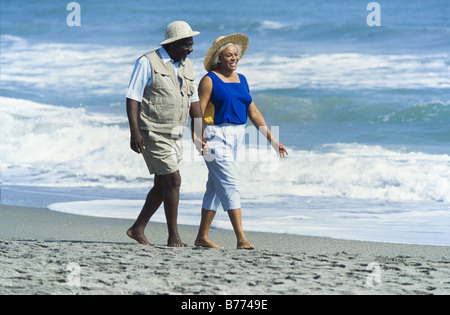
[194,138,210,155]
[270,138,288,158]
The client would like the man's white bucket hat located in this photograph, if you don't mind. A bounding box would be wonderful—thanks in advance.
[160,21,200,45]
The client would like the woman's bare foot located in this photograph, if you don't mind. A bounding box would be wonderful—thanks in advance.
[126,228,153,246]
[194,237,223,248]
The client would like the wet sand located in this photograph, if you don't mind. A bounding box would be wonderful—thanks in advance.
[0,204,449,295]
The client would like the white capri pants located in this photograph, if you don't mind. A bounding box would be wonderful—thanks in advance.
[202,123,245,212]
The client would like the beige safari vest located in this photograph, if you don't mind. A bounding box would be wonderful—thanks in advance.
[139,49,195,136]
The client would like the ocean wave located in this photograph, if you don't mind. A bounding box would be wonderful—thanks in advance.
[2,35,449,100]
[236,53,450,90]
[256,20,298,31]
[254,89,450,132]
[281,143,450,203]
[0,96,140,188]
[2,97,450,204]
[0,35,138,97]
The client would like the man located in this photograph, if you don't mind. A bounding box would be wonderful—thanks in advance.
[125,21,205,247]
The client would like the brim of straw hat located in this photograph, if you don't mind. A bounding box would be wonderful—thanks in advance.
[204,33,249,72]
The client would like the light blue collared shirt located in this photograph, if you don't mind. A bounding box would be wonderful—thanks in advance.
[126,46,199,103]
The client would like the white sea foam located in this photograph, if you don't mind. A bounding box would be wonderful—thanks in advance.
[0,96,144,188]
[257,20,294,30]
[237,53,450,90]
[0,35,138,96]
[47,196,450,246]
[2,35,449,97]
[3,96,450,205]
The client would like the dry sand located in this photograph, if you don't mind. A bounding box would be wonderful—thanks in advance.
[0,204,449,295]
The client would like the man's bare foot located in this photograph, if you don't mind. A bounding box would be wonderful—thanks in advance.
[237,238,255,250]
[126,228,153,246]
[167,235,187,247]
[194,237,223,248]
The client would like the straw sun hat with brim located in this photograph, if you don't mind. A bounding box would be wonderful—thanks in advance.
[204,33,249,72]
[160,21,200,46]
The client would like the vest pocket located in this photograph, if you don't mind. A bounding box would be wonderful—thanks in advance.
[142,96,176,123]
[183,73,195,97]
[153,68,175,89]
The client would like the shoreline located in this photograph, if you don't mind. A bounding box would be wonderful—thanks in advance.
[1,204,449,255]
[1,204,449,295]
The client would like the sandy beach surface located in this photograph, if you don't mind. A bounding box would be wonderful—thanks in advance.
[0,204,449,296]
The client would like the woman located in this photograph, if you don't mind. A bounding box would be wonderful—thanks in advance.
[194,34,288,249]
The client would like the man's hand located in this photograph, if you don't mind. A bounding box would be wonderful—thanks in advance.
[126,98,146,154]
[130,130,146,154]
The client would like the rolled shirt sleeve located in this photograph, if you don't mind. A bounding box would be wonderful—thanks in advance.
[126,56,151,103]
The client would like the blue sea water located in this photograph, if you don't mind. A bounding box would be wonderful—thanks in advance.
[1,0,450,245]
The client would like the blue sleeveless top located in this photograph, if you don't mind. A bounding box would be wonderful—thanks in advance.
[204,72,253,125]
